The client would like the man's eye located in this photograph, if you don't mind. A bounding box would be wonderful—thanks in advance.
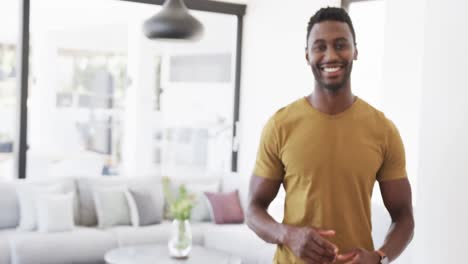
[335,43,347,50]
[313,45,326,52]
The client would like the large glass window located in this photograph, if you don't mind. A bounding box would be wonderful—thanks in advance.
[0,0,20,181]
[28,0,237,179]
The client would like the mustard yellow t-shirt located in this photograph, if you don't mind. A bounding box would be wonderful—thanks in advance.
[253,97,407,264]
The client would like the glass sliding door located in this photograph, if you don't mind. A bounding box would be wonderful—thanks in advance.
[0,0,20,181]
[28,0,131,178]
[27,0,238,179]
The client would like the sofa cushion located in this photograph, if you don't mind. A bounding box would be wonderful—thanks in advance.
[15,177,79,226]
[36,192,75,233]
[109,222,210,247]
[0,182,19,229]
[17,184,64,231]
[205,190,245,224]
[76,176,163,226]
[9,227,118,264]
[126,188,163,226]
[94,187,131,228]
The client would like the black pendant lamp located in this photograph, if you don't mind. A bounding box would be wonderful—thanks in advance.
[143,0,204,40]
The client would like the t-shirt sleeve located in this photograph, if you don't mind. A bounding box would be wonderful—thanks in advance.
[253,117,284,181]
[377,120,408,182]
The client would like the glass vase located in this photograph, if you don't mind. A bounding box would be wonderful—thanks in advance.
[168,219,192,259]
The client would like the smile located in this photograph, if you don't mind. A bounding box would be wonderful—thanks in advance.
[322,66,341,73]
[319,64,345,74]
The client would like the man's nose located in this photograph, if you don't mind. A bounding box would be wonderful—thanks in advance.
[324,46,339,61]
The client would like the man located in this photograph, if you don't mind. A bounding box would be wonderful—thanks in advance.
[246,7,414,264]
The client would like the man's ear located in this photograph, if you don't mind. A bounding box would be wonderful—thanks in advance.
[305,48,310,65]
[354,46,358,60]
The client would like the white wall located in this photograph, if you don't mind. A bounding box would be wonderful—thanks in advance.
[382,0,426,207]
[349,1,386,110]
[414,0,468,262]
[369,4,425,261]
[238,0,341,217]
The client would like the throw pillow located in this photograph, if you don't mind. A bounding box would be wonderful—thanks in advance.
[126,188,163,226]
[17,184,64,231]
[36,192,75,233]
[76,177,162,226]
[93,187,131,228]
[204,190,245,224]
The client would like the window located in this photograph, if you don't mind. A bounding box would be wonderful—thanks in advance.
[27,0,238,179]
[0,0,20,181]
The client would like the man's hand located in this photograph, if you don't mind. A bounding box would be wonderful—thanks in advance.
[283,226,338,264]
[337,248,380,264]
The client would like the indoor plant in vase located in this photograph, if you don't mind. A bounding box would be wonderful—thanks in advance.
[162,177,196,259]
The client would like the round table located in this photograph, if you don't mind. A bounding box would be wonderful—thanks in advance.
[105,244,242,264]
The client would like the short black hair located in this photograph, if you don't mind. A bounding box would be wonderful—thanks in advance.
[306,7,356,46]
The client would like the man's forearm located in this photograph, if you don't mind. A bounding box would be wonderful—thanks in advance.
[246,203,288,245]
[378,215,415,262]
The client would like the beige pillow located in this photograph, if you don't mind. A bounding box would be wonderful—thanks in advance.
[36,192,75,233]
[93,187,131,228]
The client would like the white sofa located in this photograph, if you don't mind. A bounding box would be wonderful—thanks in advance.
[0,175,412,264]
[0,176,276,264]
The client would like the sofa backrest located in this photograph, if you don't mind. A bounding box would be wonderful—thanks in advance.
[0,172,235,229]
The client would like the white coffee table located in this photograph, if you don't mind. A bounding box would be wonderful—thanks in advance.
[105,244,242,264]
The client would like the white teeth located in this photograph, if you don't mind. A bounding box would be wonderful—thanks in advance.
[322,67,341,73]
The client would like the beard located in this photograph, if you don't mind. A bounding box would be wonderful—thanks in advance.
[312,61,353,92]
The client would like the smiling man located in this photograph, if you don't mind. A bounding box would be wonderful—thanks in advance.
[246,7,414,264]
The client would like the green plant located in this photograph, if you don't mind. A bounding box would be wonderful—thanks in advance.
[162,177,196,220]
